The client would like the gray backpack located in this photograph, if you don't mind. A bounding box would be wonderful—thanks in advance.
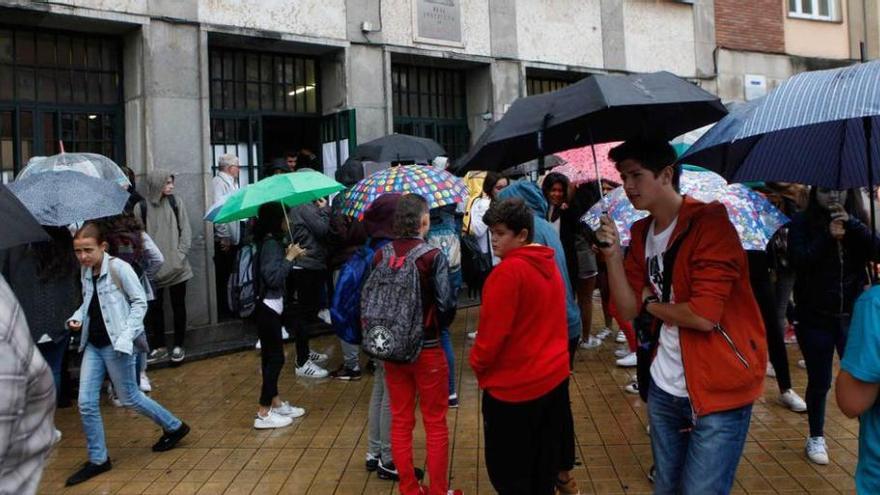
[360,242,435,363]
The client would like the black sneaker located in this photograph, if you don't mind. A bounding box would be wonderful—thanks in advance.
[152,422,190,452]
[377,460,425,481]
[365,359,377,374]
[448,394,459,408]
[366,455,379,472]
[331,367,362,381]
[66,459,112,486]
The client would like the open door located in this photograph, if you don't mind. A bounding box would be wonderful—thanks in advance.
[320,109,356,181]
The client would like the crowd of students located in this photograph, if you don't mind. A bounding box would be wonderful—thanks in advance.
[4,137,880,494]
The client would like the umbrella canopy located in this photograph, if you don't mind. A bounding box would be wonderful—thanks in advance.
[554,142,623,185]
[212,170,344,224]
[455,71,727,173]
[8,170,129,226]
[581,169,789,250]
[501,155,565,178]
[351,134,446,164]
[0,184,49,249]
[18,152,131,187]
[341,165,468,219]
[679,61,880,190]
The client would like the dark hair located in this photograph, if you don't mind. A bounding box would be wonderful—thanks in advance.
[483,198,534,244]
[120,165,136,189]
[255,202,287,242]
[482,171,506,199]
[805,187,857,228]
[541,172,570,202]
[609,138,680,191]
[99,213,145,261]
[30,226,77,282]
[393,194,429,238]
[74,222,106,244]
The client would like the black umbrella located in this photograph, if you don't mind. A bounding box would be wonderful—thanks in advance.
[454,71,727,173]
[352,134,446,163]
[0,183,48,249]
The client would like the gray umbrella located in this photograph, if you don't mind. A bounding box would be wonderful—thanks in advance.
[7,170,130,226]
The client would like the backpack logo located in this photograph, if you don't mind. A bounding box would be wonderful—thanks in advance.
[364,325,394,357]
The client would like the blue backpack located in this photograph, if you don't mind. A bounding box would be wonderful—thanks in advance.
[331,239,390,344]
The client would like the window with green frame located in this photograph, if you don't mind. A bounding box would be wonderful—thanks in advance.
[0,26,123,183]
[391,64,469,160]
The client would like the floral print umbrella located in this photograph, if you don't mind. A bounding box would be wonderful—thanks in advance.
[341,165,468,219]
[581,169,789,250]
[554,142,623,185]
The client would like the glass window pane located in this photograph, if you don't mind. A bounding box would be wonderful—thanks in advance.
[87,72,101,104]
[819,0,830,16]
[0,30,11,64]
[71,37,86,68]
[56,69,71,103]
[37,33,55,66]
[102,42,118,70]
[60,113,73,143]
[210,52,222,79]
[56,35,71,66]
[246,82,259,109]
[15,31,35,65]
[72,71,86,103]
[21,111,33,139]
[802,0,812,14]
[223,81,234,109]
[75,114,88,143]
[223,51,234,80]
[102,73,118,104]
[210,81,222,109]
[103,114,113,141]
[235,82,245,110]
[0,64,12,100]
[260,55,272,83]
[261,83,273,110]
[16,68,35,101]
[42,112,57,156]
[37,69,56,102]
[305,60,316,113]
[246,54,259,81]
[235,52,245,80]
[88,114,101,141]
[87,38,101,69]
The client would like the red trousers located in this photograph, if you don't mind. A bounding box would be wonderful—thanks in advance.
[385,348,449,495]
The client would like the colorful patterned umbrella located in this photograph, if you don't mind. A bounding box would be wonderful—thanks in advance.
[341,165,468,219]
[581,169,789,250]
[554,142,623,185]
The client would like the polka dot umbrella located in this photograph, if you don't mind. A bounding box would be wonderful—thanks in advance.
[341,165,469,219]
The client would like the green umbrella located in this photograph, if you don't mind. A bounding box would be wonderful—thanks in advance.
[212,170,344,224]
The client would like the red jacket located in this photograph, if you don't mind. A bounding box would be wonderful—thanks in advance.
[470,245,570,402]
[625,197,767,416]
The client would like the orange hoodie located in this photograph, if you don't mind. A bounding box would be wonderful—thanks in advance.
[470,244,570,403]
[625,197,767,416]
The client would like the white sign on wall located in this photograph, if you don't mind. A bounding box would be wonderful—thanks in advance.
[413,0,463,47]
[744,74,767,101]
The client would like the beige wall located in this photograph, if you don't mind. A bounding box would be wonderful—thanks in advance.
[624,1,696,76]
[784,0,851,59]
[380,0,492,57]
[515,0,604,69]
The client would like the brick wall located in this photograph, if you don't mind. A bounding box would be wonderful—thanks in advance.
[715,0,785,54]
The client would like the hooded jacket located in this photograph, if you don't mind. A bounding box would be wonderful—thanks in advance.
[470,245,570,402]
[497,181,583,340]
[288,201,330,271]
[135,170,193,288]
[625,197,767,416]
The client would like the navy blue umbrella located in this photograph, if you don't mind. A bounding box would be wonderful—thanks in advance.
[679,60,880,190]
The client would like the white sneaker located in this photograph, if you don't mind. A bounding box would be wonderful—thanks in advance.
[272,401,306,418]
[805,436,829,465]
[107,383,122,407]
[625,381,640,395]
[318,309,332,325]
[615,330,627,343]
[254,411,293,429]
[596,327,613,340]
[766,362,776,378]
[779,389,807,413]
[139,372,152,393]
[467,331,477,340]
[614,347,631,358]
[255,339,262,350]
[616,352,637,368]
[797,359,807,369]
[309,350,328,364]
[296,360,329,378]
[281,327,290,340]
[579,336,602,350]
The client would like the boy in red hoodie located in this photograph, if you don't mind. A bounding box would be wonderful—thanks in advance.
[470,198,572,495]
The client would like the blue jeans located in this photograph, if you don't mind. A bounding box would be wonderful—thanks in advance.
[795,313,850,437]
[37,334,70,401]
[648,380,752,495]
[440,270,462,397]
[79,343,182,464]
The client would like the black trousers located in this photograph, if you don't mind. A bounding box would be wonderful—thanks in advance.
[214,241,238,319]
[483,379,570,495]
[747,251,792,392]
[284,269,322,367]
[255,302,285,406]
[147,282,188,349]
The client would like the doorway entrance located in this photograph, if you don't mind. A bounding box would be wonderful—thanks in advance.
[261,115,320,173]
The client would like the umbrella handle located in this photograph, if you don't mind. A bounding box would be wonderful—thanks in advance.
[588,130,611,248]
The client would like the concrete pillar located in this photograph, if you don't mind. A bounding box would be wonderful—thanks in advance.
[346,44,391,143]
[692,0,717,78]
[465,64,493,145]
[600,0,627,71]
[489,0,518,59]
[491,59,522,118]
[140,20,213,330]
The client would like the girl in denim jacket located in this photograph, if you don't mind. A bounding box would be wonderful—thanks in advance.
[64,222,189,487]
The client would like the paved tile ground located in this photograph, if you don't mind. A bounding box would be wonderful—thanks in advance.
[40,305,859,494]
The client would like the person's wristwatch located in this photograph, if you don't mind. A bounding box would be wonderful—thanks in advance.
[643,295,660,313]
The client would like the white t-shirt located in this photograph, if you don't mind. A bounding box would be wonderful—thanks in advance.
[646,217,689,398]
